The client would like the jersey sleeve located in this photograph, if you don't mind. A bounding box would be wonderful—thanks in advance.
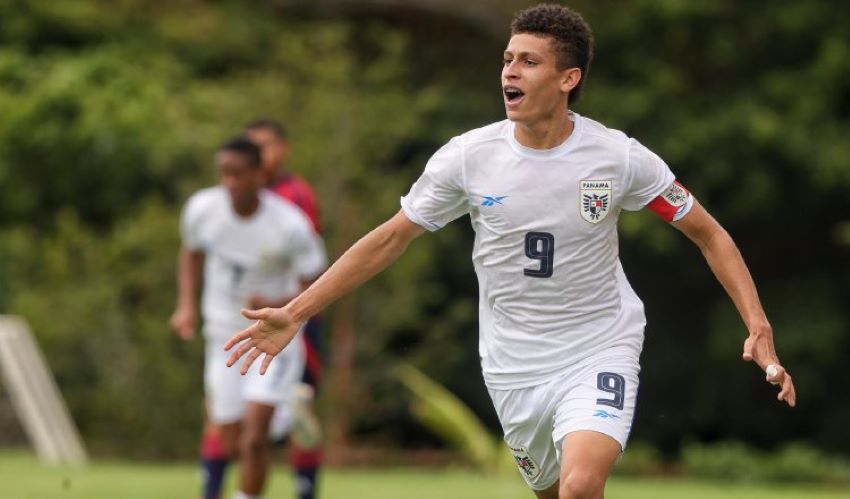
[180,193,206,251]
[400,137,469,231]
[621,139,677,211]
[287,210,328,281]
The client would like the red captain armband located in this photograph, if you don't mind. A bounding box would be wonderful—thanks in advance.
[647,181,694,222]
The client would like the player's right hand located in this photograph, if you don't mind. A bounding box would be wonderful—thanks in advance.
[224,307,301,375]
[742,330,797,407]
[169,307,196,341]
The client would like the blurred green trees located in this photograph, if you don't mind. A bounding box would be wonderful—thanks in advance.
[0,0,443,456]
[0,0,847,461]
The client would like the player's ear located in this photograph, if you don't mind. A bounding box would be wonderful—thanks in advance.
[560,68,582,94]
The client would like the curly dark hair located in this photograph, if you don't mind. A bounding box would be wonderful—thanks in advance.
[511,3,594,104]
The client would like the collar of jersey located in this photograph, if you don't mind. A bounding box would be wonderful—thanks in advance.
[227,188,269,223]
[506,112,584,160]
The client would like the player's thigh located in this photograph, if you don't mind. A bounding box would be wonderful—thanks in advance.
[488,385,560,492]
[204,334,246,424]
[533,481,560,499]
[241,402,276,444]
[552,355,639,456]
[558,430,621,497]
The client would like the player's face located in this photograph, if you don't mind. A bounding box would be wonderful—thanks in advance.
[246,128,290,182]
[216,151,262,206]
[502,34,577,124]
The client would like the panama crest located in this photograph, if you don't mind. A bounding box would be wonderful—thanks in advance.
[661,182,689,207]
[580,180,612,224]
[509,446,540,479]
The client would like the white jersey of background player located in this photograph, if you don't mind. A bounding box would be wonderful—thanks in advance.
[225,5,796,499]
[183,186,325,423]
[183,186,325,341]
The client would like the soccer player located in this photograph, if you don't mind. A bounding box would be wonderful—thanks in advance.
[223,4,797,499]
[245,119,325,499]
[170,137,326,499]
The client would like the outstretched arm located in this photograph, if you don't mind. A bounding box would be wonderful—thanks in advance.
[672,199,796,407]
[225,210,426,374]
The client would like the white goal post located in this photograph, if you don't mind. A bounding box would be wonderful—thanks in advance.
[0,315,87,465]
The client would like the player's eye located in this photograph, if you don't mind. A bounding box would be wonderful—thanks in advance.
[525,60,538,66]
[502,58,513,66]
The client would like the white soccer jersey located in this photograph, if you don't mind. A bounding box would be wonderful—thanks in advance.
[181,187,327,337]
[401,113,680,389]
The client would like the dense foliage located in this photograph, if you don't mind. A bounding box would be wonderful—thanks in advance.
[0,0,847,459]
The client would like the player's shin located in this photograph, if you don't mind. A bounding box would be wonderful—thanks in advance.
[200,427,230,499]
[292,445,321,499]
[292,383,322,499]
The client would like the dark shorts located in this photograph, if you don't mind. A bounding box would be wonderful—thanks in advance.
[301,316,323,388]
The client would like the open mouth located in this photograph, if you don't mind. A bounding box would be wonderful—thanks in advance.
[504,86,525,104]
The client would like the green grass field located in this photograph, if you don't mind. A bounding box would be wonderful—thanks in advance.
[2,452,847,499]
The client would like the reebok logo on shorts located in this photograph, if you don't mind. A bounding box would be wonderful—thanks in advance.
[593,409,621,420]
[509,446,540,479]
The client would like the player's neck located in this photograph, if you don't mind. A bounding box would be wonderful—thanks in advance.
[270,165,293,185]
[232,195,260,218]
[514,110,575,150]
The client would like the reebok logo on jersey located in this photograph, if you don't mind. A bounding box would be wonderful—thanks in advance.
[580,180,612,224]
[481,195,508,206]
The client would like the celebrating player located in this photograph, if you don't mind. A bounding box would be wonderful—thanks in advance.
[224,4,796,499]
[170,137,326,499]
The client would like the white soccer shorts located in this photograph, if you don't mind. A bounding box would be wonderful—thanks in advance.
[204,327,305,425]
[487,349,640,490]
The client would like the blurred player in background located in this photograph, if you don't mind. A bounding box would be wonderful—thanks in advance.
[170,137,326,499]
[245,119,325,499]
[224,4,797,499]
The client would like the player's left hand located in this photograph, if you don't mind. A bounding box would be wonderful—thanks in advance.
[169,306,197,341]
[224,307,302,375]
[742,327,796,407]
